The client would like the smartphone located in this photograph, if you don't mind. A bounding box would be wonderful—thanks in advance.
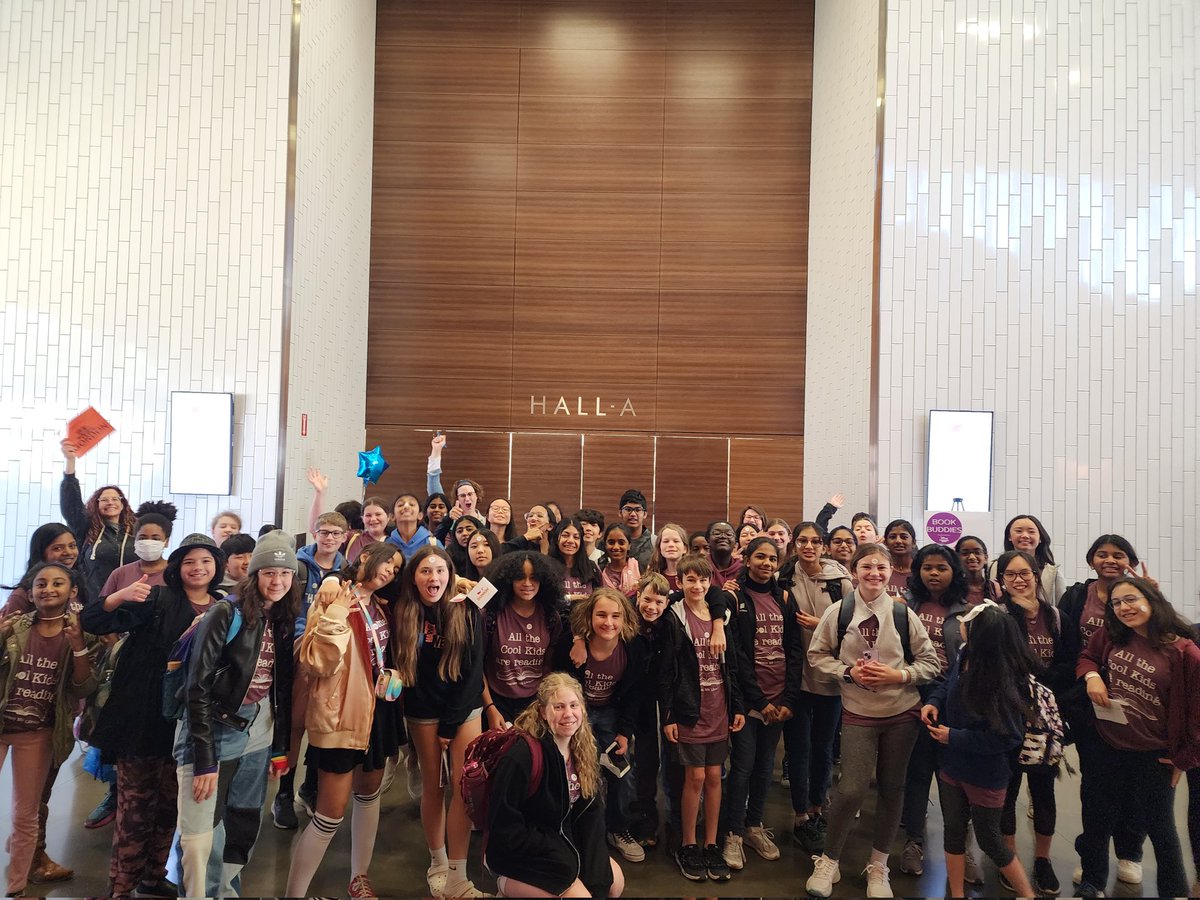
[438,750,451,788]
[860,647,878,664]
[599,741,632,778]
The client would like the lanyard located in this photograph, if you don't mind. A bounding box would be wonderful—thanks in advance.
[353,588,386,674]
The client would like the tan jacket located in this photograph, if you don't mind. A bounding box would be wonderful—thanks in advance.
[299,599,376,751]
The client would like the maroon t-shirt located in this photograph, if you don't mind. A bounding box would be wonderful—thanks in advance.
[677,605,728,744]
[565,754,581,805]
[665,572,680,593]
[857,613,880,648]
[486,604,551,699]
[710,558,743,588]
[583,640,627,707]
[1024,608,1056,666]
[1097,633,1172,751]
[885,569,911,599]
[101,561,168,596]
[243,624,275,704]
[965,582,985,608]
[562,574,591,602]
[747,587,786,705]
[2,628,67,732]
[1078,582,1108,646]
[917,600,950,672]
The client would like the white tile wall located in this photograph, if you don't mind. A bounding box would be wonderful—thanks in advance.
[878,0,1200,616]
[281,0,376,532]
[0,0,291,583]
[803,0,882,523]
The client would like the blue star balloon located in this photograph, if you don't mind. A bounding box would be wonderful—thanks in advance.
[356,445,389,485]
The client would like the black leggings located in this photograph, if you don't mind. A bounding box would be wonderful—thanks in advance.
[940,777,1013,867]
[1001,765,1056,837]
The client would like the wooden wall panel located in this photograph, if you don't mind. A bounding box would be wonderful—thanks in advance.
[372,189,516,237]
[376,47,520,95]
[519,98,664,144]
[520,50,666,98]
[581,434,655,523]
[654,437,729,529]
[375,93,518,143]
[514,287,659,336]
[362,427,512,510]
[510,433,583,517]
[519,2,667,50]
[369,1,813,501]
[373,142,517,191]
[728,437,806,524]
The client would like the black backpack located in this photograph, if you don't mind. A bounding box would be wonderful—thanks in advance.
[835,597,914,664]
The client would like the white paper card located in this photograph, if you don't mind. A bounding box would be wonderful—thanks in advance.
[1092,700,1129,724]
[450,578,498,609]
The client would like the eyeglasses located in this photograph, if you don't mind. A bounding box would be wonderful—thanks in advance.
[958,548,986,557]
[1002,570,1035,582]
[316,529,345,539]
[794,538,823,546]
[620,506,645,515]
[1110,596,1144,609]
[830,537,856,546]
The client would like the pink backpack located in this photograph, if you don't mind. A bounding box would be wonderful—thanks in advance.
[460,728,544,835]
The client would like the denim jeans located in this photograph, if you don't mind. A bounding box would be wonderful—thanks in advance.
[589,704,634,833]
[720,713,784,836]
[783,691,842,812]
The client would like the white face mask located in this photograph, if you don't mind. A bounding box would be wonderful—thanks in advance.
[135,539,166,562]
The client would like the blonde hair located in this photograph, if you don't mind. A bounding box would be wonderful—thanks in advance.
[393,545,473,685]
[512,673,600,799]
[569,587,638,643]
[636,572,670,597]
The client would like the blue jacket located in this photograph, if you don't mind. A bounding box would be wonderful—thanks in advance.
[926,652,1024,790]
[295,543,346,638]
[385,524,439,561]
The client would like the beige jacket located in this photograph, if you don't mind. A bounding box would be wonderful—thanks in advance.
[299,599,377,751]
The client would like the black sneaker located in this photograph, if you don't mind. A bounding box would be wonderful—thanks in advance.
[272,791,298,830]
[1076,882,1105,898]
[1034,857,1061,896]
[793,816,825,853]
[134,877,179,897]
[675,844,707,882]
[704,843,732,882]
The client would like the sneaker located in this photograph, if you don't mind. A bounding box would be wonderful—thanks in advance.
[407,757,423,800]
[84,786,117,828]
[1072,865,1083,886]
[1000,871,1016,892]
[704,844,731,882]
[794,816,826,853]
[272,791,298,830]
[443,879,490,898]
[781,757,791,786]
[963,847,983,885]
[721,833,745,870]
[297,781,317,817]
[675,844,707,882]
[744,825,780,860]
[899,840,924,875]
[806,854,841,898]
[1033,857,1060,896]
[607,830,646,863]
[427,863,449,898]
[1076,882,1105,898]
[864,862,894,898]
[1116,858,1143,884]
[134,877,179,897]
[633,818,658,848]
[347,874,377,899]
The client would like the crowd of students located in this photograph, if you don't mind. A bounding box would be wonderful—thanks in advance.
[0,434,1198,899]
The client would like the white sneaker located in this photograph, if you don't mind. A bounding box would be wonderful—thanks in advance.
[744,825,780,860]
[606,830,646,863]
[864,862,893,898]
[722,832,745,870]
[444,879,491,898]
[1072,865,1083,886]
[1116,858,1143,884]
[806,854,841,898]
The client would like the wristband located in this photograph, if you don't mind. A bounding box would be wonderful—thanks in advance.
[72,647,90,657]
[485,702,496,711]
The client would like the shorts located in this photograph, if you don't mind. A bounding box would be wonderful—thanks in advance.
[675,738,729,768]
[938,771,1008,809]
[310,745,365,775]
[405,707,483,729]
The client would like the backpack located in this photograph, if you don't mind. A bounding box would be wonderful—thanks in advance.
[1018,675,1066,769]
[77,634,126,744]
[836,597,914,664]
[460,728,544,840]
[826,578,843,603]
[161,600,243,720]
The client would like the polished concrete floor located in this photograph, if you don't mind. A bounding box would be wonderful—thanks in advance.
[4,743,1192,897]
